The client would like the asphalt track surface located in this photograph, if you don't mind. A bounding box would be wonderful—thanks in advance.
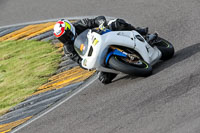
[1,0,200,133]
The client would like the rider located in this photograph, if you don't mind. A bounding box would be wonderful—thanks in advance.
[53,16,149,84]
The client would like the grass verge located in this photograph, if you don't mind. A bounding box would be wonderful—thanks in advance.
[0,40,61,116]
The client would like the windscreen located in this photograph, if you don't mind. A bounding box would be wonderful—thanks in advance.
[74,29,89,56]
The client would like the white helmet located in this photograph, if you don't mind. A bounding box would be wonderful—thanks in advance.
[53,19,76,43]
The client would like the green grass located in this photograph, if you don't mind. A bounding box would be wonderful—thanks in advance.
[0,40,61,115]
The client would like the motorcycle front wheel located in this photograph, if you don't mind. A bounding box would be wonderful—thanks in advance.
[108,55,152,77]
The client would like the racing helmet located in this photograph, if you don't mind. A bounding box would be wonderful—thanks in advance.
[53,19,76,43]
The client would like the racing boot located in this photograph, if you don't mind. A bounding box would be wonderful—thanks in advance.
[136,27,148,36]
[146,33,158,45]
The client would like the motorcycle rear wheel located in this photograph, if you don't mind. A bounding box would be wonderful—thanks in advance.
[154,37,174,60]
[108,55,152,77]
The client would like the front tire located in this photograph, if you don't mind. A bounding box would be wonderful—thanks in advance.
[108,55,152,77]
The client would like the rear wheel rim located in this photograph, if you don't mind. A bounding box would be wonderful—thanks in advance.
[155,38,171,48]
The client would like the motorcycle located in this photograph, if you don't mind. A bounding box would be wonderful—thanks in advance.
[74,24,174,77]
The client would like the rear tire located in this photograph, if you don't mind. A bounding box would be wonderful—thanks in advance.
[154,37,174,60]
[108,55,152,77]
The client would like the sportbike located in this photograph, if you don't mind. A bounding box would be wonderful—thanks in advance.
[74,24,174,77]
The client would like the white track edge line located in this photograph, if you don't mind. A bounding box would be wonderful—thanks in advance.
[11,76,98,133]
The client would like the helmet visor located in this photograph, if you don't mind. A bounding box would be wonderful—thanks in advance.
[57,29,74,44]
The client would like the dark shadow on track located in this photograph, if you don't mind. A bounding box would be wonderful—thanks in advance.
[153,43,200,74]
[112,74,142,83]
